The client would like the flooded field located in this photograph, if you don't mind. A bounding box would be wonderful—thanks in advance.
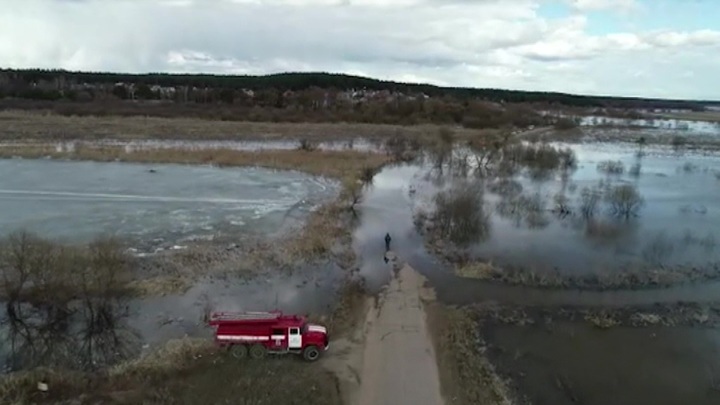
[485,323,720,405]
[0,158,344,373]
[2,130,720,403]
[0,158,338,250]
[473,142,720,275]
[577,115,720,137]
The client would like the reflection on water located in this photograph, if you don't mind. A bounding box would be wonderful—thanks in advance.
[413,141,720,275]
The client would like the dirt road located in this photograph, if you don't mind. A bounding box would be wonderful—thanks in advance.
[355,262,445,405]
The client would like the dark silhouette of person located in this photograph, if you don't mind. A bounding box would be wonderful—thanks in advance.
[384,233,392,251]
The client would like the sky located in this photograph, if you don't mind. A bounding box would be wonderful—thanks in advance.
[1,0,719,100]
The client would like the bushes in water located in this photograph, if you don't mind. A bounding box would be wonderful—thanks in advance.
[0,231,136,371]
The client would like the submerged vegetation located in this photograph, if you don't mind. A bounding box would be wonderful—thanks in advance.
[454,259,720,290]
[0,232,137,372]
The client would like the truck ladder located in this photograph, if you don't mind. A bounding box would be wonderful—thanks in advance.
[209,311,282,322]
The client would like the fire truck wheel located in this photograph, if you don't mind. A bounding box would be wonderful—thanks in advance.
[249,344,267,359]
[303,345,321,362]
[230,344,248,359]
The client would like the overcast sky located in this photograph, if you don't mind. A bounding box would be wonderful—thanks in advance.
[2,0,719,99]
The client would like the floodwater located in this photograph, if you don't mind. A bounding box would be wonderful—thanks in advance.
[350,140,720,405]
[485,323,720,405]
[0,264,344,372]
[0,158,338,249]
[354,142,720,296]
[129,262,345,347]
[0,158,342,372]
[471,142,720,274]
[578,115,720,137]
[3,138,720,404]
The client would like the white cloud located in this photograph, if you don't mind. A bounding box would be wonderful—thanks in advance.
[0,0,719,99]
[566,0,638,12]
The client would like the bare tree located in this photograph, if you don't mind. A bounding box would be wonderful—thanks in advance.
[606,184,644,219]
[579,186,602,219]
[432,182,490,246]
[0,233,136,371]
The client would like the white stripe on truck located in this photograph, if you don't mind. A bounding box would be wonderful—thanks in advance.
[217,335,270,341]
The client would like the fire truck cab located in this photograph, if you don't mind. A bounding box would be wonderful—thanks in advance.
[207,310,329,362]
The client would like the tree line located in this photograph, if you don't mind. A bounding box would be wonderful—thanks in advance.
[1,68,713,110]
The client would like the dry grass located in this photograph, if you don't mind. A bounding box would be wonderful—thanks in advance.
[429,306,514,405]
[584,311,620,329]
[455,261,499,280]
[126,275,192,297]
[452,258,720,291]
[474,302,720,329]
[1,337,342,404]
[656,111,720,123]
[0,109,482,141]
[0,143,391,180]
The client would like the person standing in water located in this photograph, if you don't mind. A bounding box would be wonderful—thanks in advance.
[384,233,392,251]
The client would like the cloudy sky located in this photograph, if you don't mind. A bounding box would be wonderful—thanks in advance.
[2,0,718,99]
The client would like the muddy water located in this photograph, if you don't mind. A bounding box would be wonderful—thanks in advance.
[485,323,720,405]
[0,159,337,249]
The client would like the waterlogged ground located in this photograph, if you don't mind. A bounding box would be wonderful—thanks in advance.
[0,158,338,249]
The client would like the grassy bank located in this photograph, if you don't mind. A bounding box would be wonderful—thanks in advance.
[473,301,720,329]
[455,260,720,291]
[429,306,514,405]
[655,111,720,123]
[0,110,482,142]
[0,143,391,180]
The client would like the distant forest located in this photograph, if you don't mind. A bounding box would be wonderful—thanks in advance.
[0,68,716,128]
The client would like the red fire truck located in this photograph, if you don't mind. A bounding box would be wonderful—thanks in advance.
[207,310,330,362]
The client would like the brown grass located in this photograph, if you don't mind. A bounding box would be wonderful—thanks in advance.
[0,143,391,180]
[428,306,514,405]
[0,109,483,141]
[0,337,342,404]
[656,111,720,123]
[126,275,191,297]
[450,257,720,291]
